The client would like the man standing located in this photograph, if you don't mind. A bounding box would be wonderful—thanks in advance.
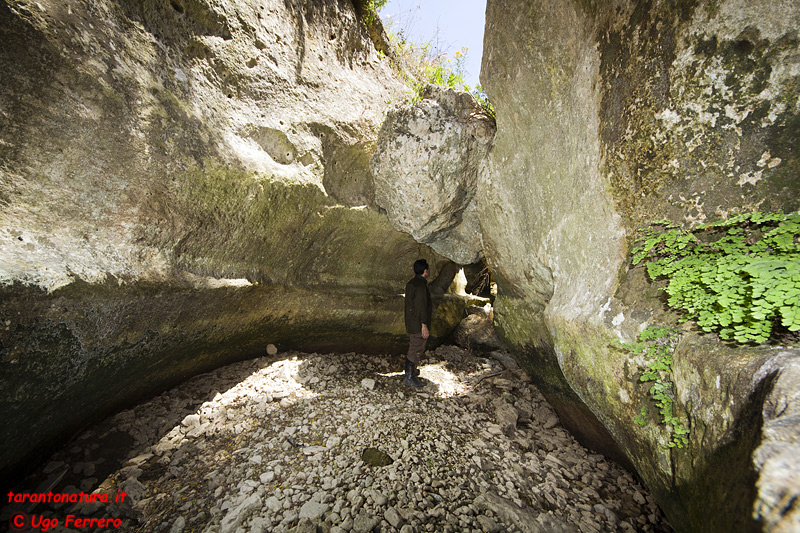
[404,259,432,388]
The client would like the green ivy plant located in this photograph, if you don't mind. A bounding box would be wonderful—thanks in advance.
[622,326,689,449]
[355,0,388,26]
[632,211,800,344]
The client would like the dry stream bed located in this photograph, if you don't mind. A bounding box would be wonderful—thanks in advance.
[2,346,671,532]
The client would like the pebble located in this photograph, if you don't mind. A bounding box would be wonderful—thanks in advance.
[169,516,186,533]
[299,500,329,520]
[0,346,671,532]
[385,506,403,527]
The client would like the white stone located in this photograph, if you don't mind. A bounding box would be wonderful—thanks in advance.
[180,414,200,428]
[168,516,186,533]
[249,517,270,533]
[352,513,379,533]
[366,488,388,506]
[220,494,261,533]
[385,506,403,528]
[174,68,188,83]
[299,500,329,520]
[303,446,327,456]
[265,495,282,513]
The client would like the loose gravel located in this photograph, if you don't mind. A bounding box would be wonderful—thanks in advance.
[2,345,671,532]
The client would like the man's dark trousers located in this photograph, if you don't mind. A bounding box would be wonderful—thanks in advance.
[407,333,426,365]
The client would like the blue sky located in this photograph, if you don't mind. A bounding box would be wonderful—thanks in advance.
[379,0,487,88]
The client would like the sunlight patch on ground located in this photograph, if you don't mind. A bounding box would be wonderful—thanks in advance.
[154,355,318,449]
[419,361,469,397]
[378,362,468,398]
[379,357,496,398]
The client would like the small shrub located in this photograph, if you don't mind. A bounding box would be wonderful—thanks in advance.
[381,22,495,115]
[356,0,389,26]
[464,83,495,118]
[389,37,468,103]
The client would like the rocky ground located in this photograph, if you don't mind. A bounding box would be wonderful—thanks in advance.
[2,345,671,533]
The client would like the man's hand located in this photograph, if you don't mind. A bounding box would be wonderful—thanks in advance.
[421,323,429,339]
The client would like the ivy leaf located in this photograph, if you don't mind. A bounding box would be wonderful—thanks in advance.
[633,211,799,344]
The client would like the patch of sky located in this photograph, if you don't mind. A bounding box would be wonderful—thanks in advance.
[379,0,487,88]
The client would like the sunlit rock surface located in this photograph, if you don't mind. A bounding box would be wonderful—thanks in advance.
[481,0,800,531]
[372,85,495,264]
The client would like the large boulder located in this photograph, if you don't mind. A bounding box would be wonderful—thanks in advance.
[481,0,800,531]
[371,85,496,264]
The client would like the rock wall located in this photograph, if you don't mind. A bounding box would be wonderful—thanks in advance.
[481,0,800,531]
[0,0,449,482]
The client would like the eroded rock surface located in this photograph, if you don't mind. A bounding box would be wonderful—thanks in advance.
[0,0,443,481]
[2,0,799,530]
[372,85,495,264]
[752,352,800,532]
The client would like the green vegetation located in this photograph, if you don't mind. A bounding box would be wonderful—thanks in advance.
[356,0,389,26]
[391,38,495,116]
[622,326,689,449]
[363,5,495,116]
[466,83,495,118]
[632,211,800,344]
[403,44,466,101]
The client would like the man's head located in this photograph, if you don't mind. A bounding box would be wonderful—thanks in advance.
[413,259,429,277]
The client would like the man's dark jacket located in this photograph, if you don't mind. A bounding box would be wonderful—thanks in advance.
[404,274,432,334]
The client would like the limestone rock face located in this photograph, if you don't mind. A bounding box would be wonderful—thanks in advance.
[481,0,800,531]
[371,85,495,264]
[0,0,409,292]
[3,1,799,531]
[0,0,451,480]
[752,352,800,532]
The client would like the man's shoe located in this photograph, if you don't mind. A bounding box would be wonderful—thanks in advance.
[405,358,421,377]
[409,362,424,387]
[403,371,423,388]
[403,360,423,388]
